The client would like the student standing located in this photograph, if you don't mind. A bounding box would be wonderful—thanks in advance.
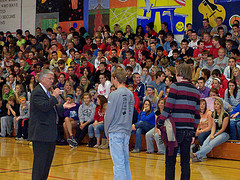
[157,63,200,180]
[105,68,135,180]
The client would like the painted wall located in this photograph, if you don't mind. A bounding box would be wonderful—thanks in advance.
[193,0,240,31]
[137,0,192,35]
[2,0,240,36]
[0,0,36,34]
[110,0,137,33]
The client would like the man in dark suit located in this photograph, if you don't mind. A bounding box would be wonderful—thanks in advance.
[29,69,63,180]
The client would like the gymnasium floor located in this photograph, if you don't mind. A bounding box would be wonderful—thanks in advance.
[0,138,239,180]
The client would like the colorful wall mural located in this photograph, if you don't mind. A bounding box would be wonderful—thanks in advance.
[110,0,137,33]
[35,0,240,36]
[193,0,240,31]
[137,0,192,34]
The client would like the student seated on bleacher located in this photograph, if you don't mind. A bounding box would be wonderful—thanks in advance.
[224,80,240,112]
[131,99,155,153]
[0,96,19,137]
[15,96,30,140]
[192,98,230,162]
[75,92,96,144]
[195,99,213,146]
[230,103,240,140]
[145,98,166,154]
[63,94,80,148]
[87,95,107,148]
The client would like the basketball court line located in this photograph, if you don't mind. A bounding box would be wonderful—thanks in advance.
[0,158,112,174]
[1,139,240,173]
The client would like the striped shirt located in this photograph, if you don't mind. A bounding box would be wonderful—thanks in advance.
[158,81,200,130]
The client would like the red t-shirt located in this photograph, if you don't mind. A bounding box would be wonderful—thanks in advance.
[236,58,240,66]
[210,46,223,59]
[97,43,106,53]
[193,47,206,58]
[123,59,130,66]
[204,39,213,52]
[26,58,33,65]
[82,44,92,53]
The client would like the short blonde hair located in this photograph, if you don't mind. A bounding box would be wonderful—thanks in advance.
[176,63,192,81]
[112,68,126,84]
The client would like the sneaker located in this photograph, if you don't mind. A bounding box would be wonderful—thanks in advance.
[156,152,165,155]
[192,157,202,162]
[93,144,99,148]
[19,137,28,141]
[146,151,154,154]
[15,137,20,140]
[69,143,77,148]
[67,138,78,147]
[131,149,140,153]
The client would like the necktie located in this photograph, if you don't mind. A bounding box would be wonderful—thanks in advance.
[47,91,59,124]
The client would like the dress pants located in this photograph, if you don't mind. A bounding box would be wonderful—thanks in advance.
[32,141,56,180]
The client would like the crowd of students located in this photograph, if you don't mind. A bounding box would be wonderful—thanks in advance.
[0,17,240,161]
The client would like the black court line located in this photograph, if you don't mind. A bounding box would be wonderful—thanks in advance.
[1,139,240,172]
[0,158,112,174]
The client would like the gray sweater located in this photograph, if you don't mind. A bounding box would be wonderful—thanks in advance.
[78,102,96,123]
[19,101,30,119]
[105,87,135,137]
[224,89,240,110]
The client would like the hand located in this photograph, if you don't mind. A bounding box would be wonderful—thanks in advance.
[210,136,214,141]
[181,48,186,54]
[228,104,233,112]
[132,124,136,131]
[80,124,85,130]
[230,114,235,118]
[229,89,234,96]
[6,103,10,109]
[191,137,195,145]
[16,117,20,122]
[52,88,62,98]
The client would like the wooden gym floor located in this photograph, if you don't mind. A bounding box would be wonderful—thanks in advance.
[0,138,240,180]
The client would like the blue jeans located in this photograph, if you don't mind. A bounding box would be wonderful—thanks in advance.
[197,131,211,146]
[134,121,155,150]
[230,119,240,140]
[145,127,165,153]
[109,132,131,180]
[196,132,230,160]
[88,123,104,138]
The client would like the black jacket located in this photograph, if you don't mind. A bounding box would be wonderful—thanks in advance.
[28,84,64,142]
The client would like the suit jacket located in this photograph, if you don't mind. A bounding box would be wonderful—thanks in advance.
[29,84,64,142]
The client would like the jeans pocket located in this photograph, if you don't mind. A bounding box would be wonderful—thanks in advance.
[176,131,184,144]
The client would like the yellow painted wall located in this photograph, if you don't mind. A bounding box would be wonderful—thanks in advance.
[137,0,192,32]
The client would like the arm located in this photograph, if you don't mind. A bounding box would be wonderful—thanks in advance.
[78,105,85,123]
[8,105,16,117]
[158,84,177,125]
[104,94,117,137]
[194,97,201,130]
[214,116,229,137]
[139,111,155,123]
[209,120,216,141]
[158,90,164,98]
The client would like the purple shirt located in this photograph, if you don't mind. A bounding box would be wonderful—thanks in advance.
[64,103,80,122]
[198,86,210,98]
[57,82,65,91]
